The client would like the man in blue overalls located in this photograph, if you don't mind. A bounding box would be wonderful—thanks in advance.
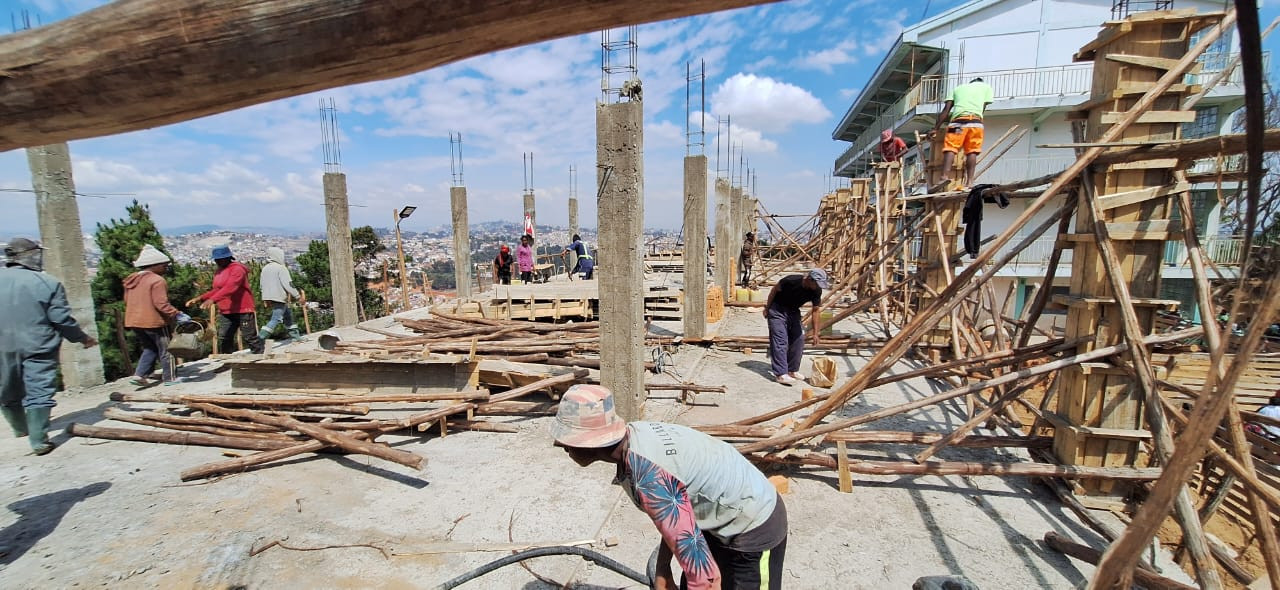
[0,238,99,455]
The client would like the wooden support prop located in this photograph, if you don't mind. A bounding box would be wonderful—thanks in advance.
[1170,181,1280,588]
[1043,533,1196,590]
[736,328,1198,453]
[835,441,853,493]
[102,408,297,441]
[186,403,425,470]
[775,6,1237,470]
[111,391,487,406]
[758,454,1164,480]
[181,440,328,481]
[67,422,297,451]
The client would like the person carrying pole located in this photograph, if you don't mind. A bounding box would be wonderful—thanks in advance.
[187,245,263,354]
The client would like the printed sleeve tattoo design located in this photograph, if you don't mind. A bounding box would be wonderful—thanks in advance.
[627,452,718,586]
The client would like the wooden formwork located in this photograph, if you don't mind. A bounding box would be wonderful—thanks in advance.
[1051,12,1207,503]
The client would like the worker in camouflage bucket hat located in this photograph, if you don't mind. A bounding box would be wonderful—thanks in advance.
[552,384,788,589]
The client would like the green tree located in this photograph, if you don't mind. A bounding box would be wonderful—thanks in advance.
[293,228,388,329]
[91,201,205,380]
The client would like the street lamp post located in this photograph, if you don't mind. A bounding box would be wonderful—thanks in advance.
[395,205,416,311]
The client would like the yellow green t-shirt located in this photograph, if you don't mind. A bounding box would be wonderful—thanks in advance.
[949,81,994,120]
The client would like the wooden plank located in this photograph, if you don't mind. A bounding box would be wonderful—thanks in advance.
[1110,82,1197,97]
[1105,53,1202,73]
[1074,20,1133,62]
[1107,157,1182,170]
[1097,182,1189,210]
[1099,111,1196,125]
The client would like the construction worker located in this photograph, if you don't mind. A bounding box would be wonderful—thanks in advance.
[258,246,303,341]
[187,245,263,354]
[0,237,99,455]
[879,129,908,163]
[123,244,189,386]
[551,385,788,590]
[763,268,829,386]
[935,77,994,188]
[493,244,514,285]
[516,234,535,284]
[738,232,756,286]
[562,234,594,280]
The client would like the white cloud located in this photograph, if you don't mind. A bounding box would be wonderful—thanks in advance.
[775,11,822,34]
[710,73,831,134]
[745,57,778,72]
[795,40,860,73]
[840,87,862,99]
[863,12,907,56]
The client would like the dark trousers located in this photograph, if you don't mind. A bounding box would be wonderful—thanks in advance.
[766,305,804,377]
[132,327,175,382]
[217,313,263,354]
[681,534,788,590]
[520,271,533,284]
[497,271,511,285]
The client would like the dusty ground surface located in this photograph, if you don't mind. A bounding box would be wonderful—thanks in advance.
[0,306,1196,589]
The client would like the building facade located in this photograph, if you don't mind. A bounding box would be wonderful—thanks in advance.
[832,0,1252,323]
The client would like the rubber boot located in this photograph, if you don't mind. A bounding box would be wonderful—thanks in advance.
[287,325,301,340]
[257,328,272,342]
[25,407,55,455]
[2,406,28,437]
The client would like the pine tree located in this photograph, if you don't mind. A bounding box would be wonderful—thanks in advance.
[91,200,205,379]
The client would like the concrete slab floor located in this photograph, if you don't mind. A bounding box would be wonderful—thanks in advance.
[0,308,1196,589]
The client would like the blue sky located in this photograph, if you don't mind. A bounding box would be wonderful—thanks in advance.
[0,0,1272,236]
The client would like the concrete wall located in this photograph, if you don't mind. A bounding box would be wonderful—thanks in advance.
[596,100,646,420]
[913,0,1238,71]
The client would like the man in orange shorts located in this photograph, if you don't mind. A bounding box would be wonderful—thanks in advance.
[936,77,993,188]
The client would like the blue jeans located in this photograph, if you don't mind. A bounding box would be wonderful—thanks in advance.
[766,305,805,377]
[0,350,60,410]
[262,302,296,335]
[132,327,175,382]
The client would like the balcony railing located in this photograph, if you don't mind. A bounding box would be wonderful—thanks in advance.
[1165,236,1246,267]
[1187,153,1245,176]
[976,155,1078,185]
[916,64,1095,105]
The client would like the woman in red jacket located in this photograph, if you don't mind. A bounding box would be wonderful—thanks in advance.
[187,245,263,354]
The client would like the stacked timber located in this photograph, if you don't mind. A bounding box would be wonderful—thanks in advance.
[68,369,589,481]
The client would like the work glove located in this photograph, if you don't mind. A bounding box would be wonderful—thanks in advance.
[176,312,192,324]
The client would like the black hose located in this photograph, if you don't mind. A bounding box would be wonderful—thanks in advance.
[433,545,652,589]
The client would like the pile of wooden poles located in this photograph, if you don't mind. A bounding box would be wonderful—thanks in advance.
[66,369,588,481]
[337,311,612,366]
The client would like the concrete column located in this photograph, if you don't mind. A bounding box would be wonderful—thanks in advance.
[26,143,105,387]
[596,100,645,420]
[567,197,579,273]
[682,156,708,339]
[713,178,732,292]
[523,192,536,236]
[730,186,744,282]
[323,172,358,326]
[744,197,759,238]
[450,186,471,298]
[568,197,579,239]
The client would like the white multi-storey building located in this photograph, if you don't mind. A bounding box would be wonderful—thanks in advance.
[832,0,1252,323]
